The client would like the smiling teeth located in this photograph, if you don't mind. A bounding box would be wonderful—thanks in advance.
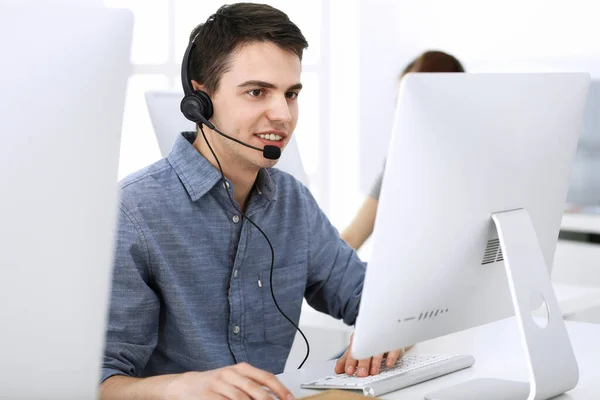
[258,133,283,141]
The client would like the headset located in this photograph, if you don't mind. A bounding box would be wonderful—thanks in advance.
[179,33,310,369]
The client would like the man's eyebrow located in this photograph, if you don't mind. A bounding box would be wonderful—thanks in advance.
[288,83,303,91]
[237,80,303,91]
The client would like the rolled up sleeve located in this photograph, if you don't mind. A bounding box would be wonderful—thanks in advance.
[101,205,160,384]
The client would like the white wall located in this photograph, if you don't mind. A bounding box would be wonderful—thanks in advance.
[359,0,600,193]
[326,0,362,228]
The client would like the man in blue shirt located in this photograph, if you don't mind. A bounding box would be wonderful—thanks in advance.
[100,3,403,399]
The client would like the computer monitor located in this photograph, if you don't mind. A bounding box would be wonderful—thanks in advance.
[145,90,310,186]
[351,73,590,399]
[0,4,132,398]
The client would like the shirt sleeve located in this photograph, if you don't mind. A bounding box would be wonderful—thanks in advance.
[101,204,160,384]
[300,185,366,326]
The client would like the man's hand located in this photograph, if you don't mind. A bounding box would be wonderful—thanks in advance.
[166,362,294,400]
[334,333,408,377]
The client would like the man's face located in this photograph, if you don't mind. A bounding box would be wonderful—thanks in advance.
[205,41,302,170]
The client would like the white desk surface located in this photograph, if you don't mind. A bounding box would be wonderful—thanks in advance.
[561,212,600,235]
[552,282,600,316]
[278,318,600,399]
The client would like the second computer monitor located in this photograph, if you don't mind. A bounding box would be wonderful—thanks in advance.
[352,73,590,359]
[0,3,132,398]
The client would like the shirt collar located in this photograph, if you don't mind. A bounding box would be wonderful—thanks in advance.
[167,131,277,202]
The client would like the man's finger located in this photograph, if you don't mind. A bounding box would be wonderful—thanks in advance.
[370,354,384,375]
[341,333,357,376]
[334,350,348,374]
[233,363,294,400]
[344,352,359,376]
[385,347,405,368]
[356,357,372,378]
[213,377,251,400]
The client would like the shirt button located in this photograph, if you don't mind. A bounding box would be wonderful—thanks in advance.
[232,215,240,223]
[233,326,240,335]
[223,181,230,189]
[233,269,238,278]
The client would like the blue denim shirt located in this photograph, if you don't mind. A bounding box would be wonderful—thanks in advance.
[101,132,366,383]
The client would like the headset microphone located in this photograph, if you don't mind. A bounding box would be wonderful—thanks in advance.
[180,99,281,160]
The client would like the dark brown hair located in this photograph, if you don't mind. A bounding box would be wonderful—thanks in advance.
[188,3,308,94]
[401,50,465,77]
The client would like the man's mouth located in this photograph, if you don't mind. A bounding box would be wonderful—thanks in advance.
[256,133,284,142]
[254,131,287,149]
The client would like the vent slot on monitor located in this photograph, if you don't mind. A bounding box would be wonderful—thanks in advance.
[482,239,504,265]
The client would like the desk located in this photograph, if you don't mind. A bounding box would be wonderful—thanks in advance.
[555,212,600,298]
[552,282,600,316]
[278,318,600,399]
[561,212,600,235]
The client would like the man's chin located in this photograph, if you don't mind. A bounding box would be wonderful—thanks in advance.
[260,158,279,169]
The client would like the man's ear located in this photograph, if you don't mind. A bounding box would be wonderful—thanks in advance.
[191,80,206,93]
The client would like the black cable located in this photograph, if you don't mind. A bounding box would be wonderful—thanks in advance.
[199,125,311,369]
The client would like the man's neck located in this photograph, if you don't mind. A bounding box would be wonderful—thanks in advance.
[193,131,258,213]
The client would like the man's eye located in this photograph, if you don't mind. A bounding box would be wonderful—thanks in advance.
[248,89,263,97]
[286,92,299,100]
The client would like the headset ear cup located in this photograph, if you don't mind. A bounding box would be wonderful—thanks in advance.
[180,94,202,123]
[180,90,214,126]
[196,90,213,120]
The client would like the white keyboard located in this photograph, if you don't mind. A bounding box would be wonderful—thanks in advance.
[301,354,475,397]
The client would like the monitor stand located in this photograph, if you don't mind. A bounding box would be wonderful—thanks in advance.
[425,208,579,400]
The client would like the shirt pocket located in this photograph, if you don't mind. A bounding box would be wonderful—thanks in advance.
[258,262,307,347]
